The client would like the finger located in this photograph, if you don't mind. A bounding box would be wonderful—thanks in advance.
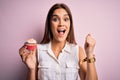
[88,33,91,36]
[85,34,92,46]
[22,55,26,62]
[86,34,93,41]
[19,44,27,53]
[20,49,30,62]
[19,47,28,56]
[87,34,92,38]
[29,50,33,54]
[19,47,25,56]
[22,52,29,62]
[31,48,37,56]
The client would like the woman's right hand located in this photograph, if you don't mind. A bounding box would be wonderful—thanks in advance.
[19,44,37,70]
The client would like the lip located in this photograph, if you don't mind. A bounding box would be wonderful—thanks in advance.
[57,30,66,33]
[57,28,66,35]
[57,30,66,36]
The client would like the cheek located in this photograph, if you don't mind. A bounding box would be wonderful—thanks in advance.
[67,23,70,32]
[50,25,57,34]
[51,21,58,28]
[50,22,55,31]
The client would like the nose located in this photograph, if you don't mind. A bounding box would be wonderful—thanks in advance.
[58,18,64,27]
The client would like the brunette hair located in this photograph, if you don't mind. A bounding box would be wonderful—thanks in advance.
[40,3,76,44]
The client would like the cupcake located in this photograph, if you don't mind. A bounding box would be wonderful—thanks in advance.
[25,38,37,50]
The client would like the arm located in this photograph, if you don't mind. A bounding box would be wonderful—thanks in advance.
[19,39,38,80]
[19,46,37,80]
[78,47,87,80]
[79,34,98,80]
[85,57,98,80]
[26,49,37,80]
[26,68,37,80]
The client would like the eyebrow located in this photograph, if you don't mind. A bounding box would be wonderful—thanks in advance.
[52,14,69,17]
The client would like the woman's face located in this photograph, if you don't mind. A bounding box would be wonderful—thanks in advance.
[50,8,70,42]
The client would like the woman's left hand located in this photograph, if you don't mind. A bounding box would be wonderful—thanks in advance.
[84,34,96,58]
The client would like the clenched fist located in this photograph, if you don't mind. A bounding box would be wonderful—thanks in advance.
[84,34,96,58]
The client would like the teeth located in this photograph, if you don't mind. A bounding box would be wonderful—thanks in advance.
[58,30,66,33]
[63,30,65,33]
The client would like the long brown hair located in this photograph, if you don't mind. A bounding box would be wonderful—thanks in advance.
[40,3,77,44]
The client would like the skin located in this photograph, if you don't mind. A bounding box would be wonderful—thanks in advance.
[50,8,70,58]
[19,8,98,80]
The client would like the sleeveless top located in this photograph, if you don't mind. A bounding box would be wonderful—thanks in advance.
[37,42,80,80]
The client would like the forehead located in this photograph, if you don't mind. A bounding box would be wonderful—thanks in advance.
[52,8,68,16]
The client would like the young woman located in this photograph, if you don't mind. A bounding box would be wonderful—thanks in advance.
[19,3,98,80]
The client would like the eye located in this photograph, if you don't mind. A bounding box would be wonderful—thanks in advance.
[52,17,59,22]
[64,17,70,22]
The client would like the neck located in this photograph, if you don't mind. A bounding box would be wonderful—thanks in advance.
[51,39,66,53]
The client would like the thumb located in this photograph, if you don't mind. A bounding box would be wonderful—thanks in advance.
[32,46,37,56]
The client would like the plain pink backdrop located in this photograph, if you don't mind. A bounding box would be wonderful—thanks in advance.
[0,0,120,80]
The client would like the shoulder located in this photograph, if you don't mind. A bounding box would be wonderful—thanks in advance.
[37,43,49,50]
[67,42,79,49]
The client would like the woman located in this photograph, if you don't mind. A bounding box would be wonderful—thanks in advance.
[19,3,98,80]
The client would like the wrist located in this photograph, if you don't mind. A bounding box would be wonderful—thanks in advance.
[29,68,37,72]
[87,57,96,63]
[28,66,37,71]
[80,56,96,64]
[87,53,95,58]
[86,53,96,63]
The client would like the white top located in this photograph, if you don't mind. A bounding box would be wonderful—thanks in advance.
[37,42,80,80]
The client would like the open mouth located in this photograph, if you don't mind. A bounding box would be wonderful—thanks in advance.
[57,29,66,35]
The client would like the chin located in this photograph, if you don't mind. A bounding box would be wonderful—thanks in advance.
[56,38,66,42]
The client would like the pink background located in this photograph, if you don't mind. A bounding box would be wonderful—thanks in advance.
[0,0,120,80]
